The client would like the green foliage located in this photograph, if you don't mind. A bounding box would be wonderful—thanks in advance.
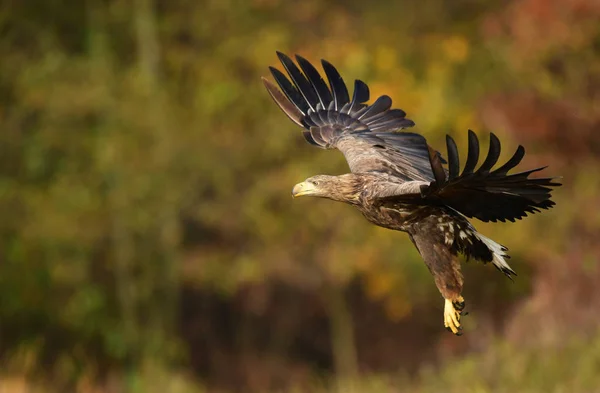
[0,0,598,392]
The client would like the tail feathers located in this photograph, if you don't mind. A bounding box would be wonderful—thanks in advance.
[425,130,561,223]
[472,232,516,279]
[410,209,516,281]
[443,214,517,279]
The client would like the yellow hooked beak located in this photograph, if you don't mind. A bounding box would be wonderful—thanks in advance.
[292,182,317,198]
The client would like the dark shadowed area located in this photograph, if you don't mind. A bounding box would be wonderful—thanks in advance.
[1,0,599,392]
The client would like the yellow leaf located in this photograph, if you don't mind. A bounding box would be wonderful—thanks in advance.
[443,35,470,64]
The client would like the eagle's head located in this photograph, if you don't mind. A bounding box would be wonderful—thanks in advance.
[292,174,361,203]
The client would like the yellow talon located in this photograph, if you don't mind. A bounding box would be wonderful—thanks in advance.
[444,298,462,335]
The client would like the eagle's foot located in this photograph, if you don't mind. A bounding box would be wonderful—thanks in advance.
[453,297,468,316]
[453,297,465,312]
[444,297,464,335]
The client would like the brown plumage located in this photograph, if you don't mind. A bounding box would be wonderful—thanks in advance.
[264,52,561,335]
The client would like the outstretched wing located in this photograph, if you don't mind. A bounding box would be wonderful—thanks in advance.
[379,131,562,223]
[263,52,439,182]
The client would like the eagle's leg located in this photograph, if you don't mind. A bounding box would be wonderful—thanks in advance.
[429,248,465,335]
[444,295,465,335]
[408,218,466,335]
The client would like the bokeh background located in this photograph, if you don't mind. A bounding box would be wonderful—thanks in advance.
[1,0,600,392]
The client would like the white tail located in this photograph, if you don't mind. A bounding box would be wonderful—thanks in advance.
[474,232,516,277]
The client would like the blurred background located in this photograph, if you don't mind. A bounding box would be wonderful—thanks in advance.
[1,0,599,392]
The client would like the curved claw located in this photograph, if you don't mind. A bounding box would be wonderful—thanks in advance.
[444,297,466,335]
[453,299,466,311]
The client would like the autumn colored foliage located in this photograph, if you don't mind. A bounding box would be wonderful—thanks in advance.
[0,0,599,392]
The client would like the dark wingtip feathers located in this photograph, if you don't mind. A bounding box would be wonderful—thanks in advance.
[320,58,350,111]
[435,131,561,223]
[444,132,547,181]
[479,133,501,173]
[266,52,415,136]
[428,145,447,185]
[295,54,333,109]
[493,145,525,175]
[446,135,460,180]
[262,77,304,127]
[463,130,480,175]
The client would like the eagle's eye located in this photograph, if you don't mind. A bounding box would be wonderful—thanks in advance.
[312,180,319,186]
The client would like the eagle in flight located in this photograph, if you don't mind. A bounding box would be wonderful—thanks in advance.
[262,52,560,335]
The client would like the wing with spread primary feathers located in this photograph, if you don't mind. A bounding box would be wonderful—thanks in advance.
[262,52,440,182]
[379,130,562,223]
